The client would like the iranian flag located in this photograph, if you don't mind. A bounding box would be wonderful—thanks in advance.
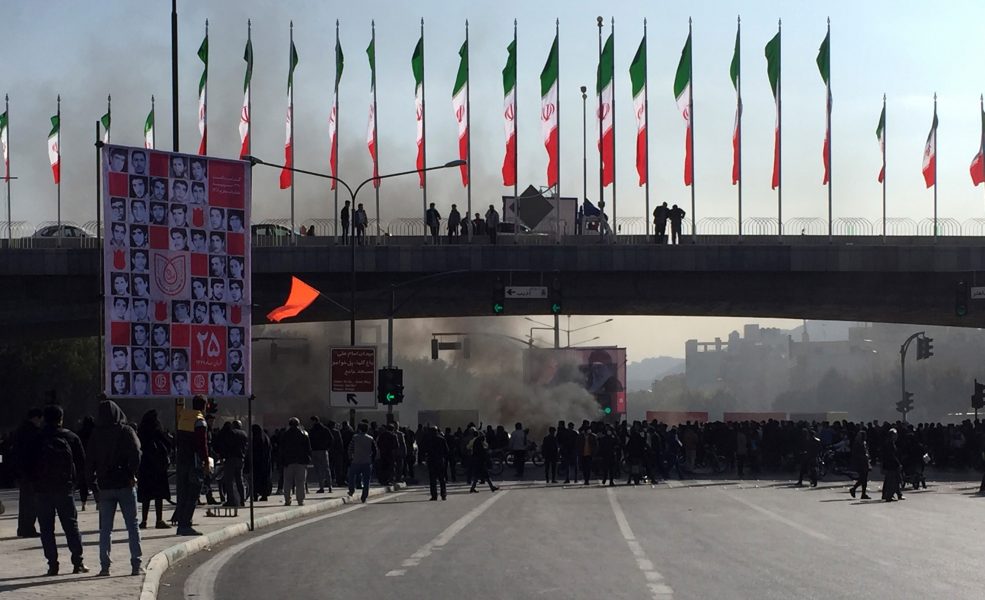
[540,33,559,189]
[876,102,885,183]
[970,97,984,186]
[144,102,155,149]
[47,114,59,184]
[0,109,8,181]
[922,110,937,188]
[239,34,253,160]
[197,29,208,156]
[100,110,111,144]
[765,31,781,190]
[730,25,740,185]
[674,31,692,186]
[629,34,647,186]
[817,28,831,185]
[412,34,425,187]
[366,35,379,188]
[452,38,469,186]
[329,33,343,190]
[597,33,614,187]
[279,39,299,190]
[502,38,517,187]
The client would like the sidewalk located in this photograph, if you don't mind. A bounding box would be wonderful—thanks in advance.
[0,483,390,600]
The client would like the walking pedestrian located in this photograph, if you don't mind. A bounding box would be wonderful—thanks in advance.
[249,425,272,501]
[136,410,172,529]
[308,416,333,494]
[468,432,499,493]
[485,204,500,245]
[426,203,441,244]
[542,427,559,484]
[448,204,461,243]
[174,395,210,536]
[796,429,822,488]
[340,200,351,245]
[849,430,872,500]
[508,422,527,478]
[221,420,248,507]
[348,422,377,503]
[280,417,311,506]
[653,202,669,244]
[14,408,43,538]
[85,400,142,576]
[668,204,686,245]
[377,423,399,486]
[881,428,904,502]
[424,426,449,501]
[32,404,89,576]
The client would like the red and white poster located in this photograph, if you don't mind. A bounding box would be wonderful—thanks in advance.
[102,145,251,398]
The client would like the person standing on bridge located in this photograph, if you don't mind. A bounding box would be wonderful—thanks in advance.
[653,202,669,244]
[485,204,500,245]
[354,203,368,245]
[340,200,351,245]
[668,204,686,245]
[448,204,461,243]
[426,203,442,245]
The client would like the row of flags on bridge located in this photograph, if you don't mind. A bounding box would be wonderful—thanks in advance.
[6,18,985,200]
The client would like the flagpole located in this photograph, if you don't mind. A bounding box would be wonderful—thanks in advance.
[826,18,832,240]
[171,0,179,152]
[981,94,985,207]
[933,92,937,239]
[289,21,295,241]
[247,20,252,159]
[106,95,111,143]
[465,20,472,242]
[555,19,561,242]
[202,19,208,155]
[597,17,604,239]
[372,21,380,244]
[151,96,156,149]
[56,94,61,246]
[512,19,518,240]
[643,19,650,239]
[882,94,886,240]
[777,19,783,237]
[688,17,695,239]
[334,19,339,245]
[736,15,742,239]
[5,94,10,243]
[611,17,617,238]
[95,117,105,400]
[421,18,428,245]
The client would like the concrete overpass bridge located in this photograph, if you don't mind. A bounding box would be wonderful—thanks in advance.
[2,234,984,340]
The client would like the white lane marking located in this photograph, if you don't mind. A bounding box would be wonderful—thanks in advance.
[606,488,674,598]
[184,492,405,600]
[721,490,831,542]
[385,490,508,577]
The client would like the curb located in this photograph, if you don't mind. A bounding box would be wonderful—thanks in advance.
[139,484,404,600]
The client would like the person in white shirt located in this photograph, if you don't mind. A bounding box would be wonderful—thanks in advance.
[508,422,528,478]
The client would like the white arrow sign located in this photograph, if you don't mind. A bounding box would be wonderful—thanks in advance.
[505,286,548,299]
[971,286,985,300]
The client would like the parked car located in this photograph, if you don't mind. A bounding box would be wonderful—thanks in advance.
[496,222,549,236]
[32,224,89,238]
[251,223,296,239]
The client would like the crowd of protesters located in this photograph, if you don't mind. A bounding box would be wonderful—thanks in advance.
[4,403,985,577]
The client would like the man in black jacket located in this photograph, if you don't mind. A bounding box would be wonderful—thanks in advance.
[86,400,142,576]
[280,418,311,506]
[32,405,89,575]
[222,421,249,507]
[424,427,450,501]
[308,416,333,493]
[14,408,44,538]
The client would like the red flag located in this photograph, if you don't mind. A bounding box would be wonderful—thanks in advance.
[971,98,985,186]
[267,276,321,322]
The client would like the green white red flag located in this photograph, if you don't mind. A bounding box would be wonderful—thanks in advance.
[452,38,469,186]
[279,38,299,189]
[0,108,8,181]
[100,101,111,144]
[730,25,740,185]
[412,33,425,187]
[876,101,885,183]
[540,32,559,189]
[922,108,937,188]
[239,31,253,160]
[674,31,693,186]
[197,26,208,156]
[144,100,155,149]
[629,34,646,186]
[367,33,379,189]
[765,30,781,190]
[597,33,614,187]
[817,28,831,185]
[47,113,59,184]
[329,28,342,190]
[502,37,517,186]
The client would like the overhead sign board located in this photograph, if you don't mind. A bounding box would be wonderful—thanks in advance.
[971,286,985,300]
[506,286,548,299]
[330,347,377,408]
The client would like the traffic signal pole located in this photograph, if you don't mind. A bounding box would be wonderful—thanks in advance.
[387,286,395,423]
[899,331,925,422]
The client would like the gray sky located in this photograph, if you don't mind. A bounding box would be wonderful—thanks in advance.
[4,0,985,231]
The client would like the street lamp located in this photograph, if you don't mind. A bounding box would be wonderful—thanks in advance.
[566,317,613,347]
[569,335,600,347]
[245,156,465,345]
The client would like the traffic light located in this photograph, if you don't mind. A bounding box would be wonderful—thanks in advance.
[492,286,505,315]
[896,391,914,415]
[972,379,985,410]
[378,367,404,405]
[549,278,563,315]
[431,338,439,360]
[956,281,969,317]
[916,336,934,360]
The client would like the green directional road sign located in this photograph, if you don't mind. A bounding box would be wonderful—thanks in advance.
[550,302,561,314]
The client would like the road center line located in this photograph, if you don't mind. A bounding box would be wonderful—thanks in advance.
[385,491,509,577]
[721,490,831,542]
[606,488,674,598]
[184,492,405,600]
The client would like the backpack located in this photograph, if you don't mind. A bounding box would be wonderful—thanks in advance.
[35,432,75,489]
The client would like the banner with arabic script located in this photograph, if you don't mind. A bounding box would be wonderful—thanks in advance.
[102,145,251,398]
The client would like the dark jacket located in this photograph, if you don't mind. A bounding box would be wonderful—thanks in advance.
[851,438,870,473]
[541,433,559,460]
[86,400,141,490]
[13,419,41,481]
[225,427,249,462]
[279,426,311,466]
[377,429,399,460]
[424,432,450,466]
[138,426,172,502]
[32,425,87,494]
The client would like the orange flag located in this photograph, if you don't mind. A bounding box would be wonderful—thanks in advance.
[267,276,321,322]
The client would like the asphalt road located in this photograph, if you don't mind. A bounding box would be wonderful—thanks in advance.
[165,477,985,600]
